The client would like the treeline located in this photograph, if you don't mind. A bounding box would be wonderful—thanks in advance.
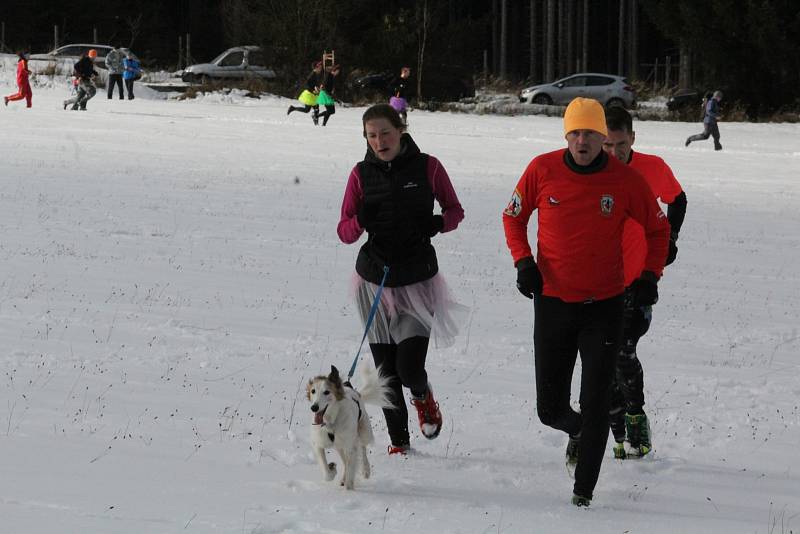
[1,0,797,115]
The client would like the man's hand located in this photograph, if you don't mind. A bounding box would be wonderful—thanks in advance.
[631,270,659,307]
[515,256,543,299]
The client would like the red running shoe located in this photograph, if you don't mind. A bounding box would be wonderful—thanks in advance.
[387,444,409,455]
[411,385,442,439]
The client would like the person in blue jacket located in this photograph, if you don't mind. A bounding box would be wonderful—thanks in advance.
[685,90,723,151]
[122,51,142,100]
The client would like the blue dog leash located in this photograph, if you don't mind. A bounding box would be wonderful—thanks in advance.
[347,265,390,382]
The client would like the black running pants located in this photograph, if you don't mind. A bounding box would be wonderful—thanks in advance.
[533,294,624,499]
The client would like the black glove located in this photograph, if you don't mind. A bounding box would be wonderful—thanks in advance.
[665,231,678,266]
[515,256,543,299]
[426,214,444,237]
[356,201,379,230]
[630,270,659,307]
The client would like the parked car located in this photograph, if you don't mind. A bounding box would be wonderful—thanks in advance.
[666,88,703,111]
[181,46,276,84]
[350,71,394,93]
[29,44,136,71]
[519,73,636,108]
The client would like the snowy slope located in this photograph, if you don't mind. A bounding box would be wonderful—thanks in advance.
[1,68,799,534]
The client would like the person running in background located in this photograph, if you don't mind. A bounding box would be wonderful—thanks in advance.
[63,49,99,111]
[602,106,688,459]
[389,66,412,125]
[317,64,341,126]
[105,44,125,100]
[502,97,670,507]
[337,103,466,456]
[122,51,141,100]
[685,90,723,150]
[4,51,32,108]
[287,61,323,124]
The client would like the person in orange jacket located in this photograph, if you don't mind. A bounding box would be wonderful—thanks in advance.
[4,51,33,108]
[602,106,687,459]
[502,97,670,507]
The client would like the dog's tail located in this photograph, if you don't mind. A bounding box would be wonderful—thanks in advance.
[356,363,394,409]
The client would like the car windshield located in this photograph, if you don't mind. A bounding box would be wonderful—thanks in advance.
[211,51,229,64]
[219,52,244,66]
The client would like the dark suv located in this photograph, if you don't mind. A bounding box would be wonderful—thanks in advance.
[666,88,703,111]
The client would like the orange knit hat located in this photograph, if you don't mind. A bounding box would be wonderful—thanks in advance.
[563,97,607,136]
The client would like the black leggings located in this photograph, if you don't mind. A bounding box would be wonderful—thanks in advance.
[369,336,429,446]
[319,105,335,126]
[288,104,318,114]
[533,294,623,499]
[609,289,652,417]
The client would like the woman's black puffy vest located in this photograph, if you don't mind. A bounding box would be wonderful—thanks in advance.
[355,134,438,287]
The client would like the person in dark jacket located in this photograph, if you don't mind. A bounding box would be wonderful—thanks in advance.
[316,64,340,126]
[337,103,466,455]
[388,66,412,124]
[122,51,141,100]
[63,49,98,111]
[685,90,723,150]
[502,97,670,507]
[4,51,32,108]
[287,61,323,124]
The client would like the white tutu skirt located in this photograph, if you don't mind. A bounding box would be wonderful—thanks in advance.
[352,272,468,349]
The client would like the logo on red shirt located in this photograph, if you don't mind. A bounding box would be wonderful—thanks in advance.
[600,194,615,217]
[504,189,522,217]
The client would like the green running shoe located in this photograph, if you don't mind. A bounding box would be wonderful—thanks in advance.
[625,412,652,457]
[571,493,591,507]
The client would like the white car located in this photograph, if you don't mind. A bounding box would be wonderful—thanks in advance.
[181,46,276,84]
[519,73,636,108]
[29,44,136,71]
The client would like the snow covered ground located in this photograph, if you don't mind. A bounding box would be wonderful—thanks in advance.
[1,65,799,534]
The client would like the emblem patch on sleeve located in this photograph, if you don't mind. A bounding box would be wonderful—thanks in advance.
[504,189,523,217]
[600,194,615,217]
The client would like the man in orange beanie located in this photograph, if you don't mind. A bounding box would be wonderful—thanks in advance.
[502,97,670,506]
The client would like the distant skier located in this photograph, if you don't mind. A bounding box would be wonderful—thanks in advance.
[685,90,723,150]
[122,51,141,100]
[316,64,340,126]
[287,61,323,125]
[603,106,688,459]
[388,66,412,124]
[4,51,32,108]
[63,49,99,111]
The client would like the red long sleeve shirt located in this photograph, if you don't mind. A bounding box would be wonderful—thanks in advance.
[17,59,30,87]
[503,149,670,303]
[622,151,684,286]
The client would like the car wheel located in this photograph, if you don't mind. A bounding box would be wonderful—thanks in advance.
[533,94,552,105]
[606,98,625,109]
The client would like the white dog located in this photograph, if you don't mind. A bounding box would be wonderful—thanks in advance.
[307,364,392,489]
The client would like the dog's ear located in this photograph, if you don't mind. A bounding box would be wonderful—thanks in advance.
[306,379,313,400]
[328,365,343,389]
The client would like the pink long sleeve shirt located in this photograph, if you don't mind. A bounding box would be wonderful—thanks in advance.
[337,156,464,244]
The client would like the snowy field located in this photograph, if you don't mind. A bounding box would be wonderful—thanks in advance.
[1,65,799,534]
